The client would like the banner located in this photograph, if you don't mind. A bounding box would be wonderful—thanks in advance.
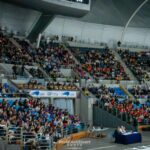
[29,90,77,98]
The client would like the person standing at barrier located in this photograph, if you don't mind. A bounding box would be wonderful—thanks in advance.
[133,117,138,132]
[113,127,121,143]
[12,64,17,78]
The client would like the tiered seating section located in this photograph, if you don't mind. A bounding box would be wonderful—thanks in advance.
[47,82,78,90]
[118,49,150,82]
[0,98,84,148]
[128,85,150,100]
[89,85,126,101]
[90,85,150,125]
[71,47,130,80]
[0,82,16,95]
[0,32,32,65]
[27,67,44,79]
[1,31,150,147]
[0,82,27,98]
[1,34,74,79]
[17,79,46,90]
[15,80,78,90]
[17,39,74,78]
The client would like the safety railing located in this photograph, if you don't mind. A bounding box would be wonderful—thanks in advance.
[22,132,37,150]
[0,125,7,140]
[36,136,53,150]
[0,59,75,70]
[96,100,150,127]
[0,123,86,150]
[8,126,22,144]
[0,125,22,144]
[0,93,29,98]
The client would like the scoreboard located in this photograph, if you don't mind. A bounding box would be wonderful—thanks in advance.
[66,0,89,4]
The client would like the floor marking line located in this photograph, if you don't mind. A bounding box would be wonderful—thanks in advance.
[87,145,116,150]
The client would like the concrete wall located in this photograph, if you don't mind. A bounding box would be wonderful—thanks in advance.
[44,16,150,47]
[0,1,41,36]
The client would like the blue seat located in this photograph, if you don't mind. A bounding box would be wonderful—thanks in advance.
[0,99,3,103]
[111,88,126,97]
[3,83,9,89]
[7,100,14,107]
[10,87,15,93]
[133,104,137,109]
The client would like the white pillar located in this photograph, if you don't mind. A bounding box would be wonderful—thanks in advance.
[36,33,42,48]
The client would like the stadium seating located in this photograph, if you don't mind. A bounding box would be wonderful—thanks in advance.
[0,32,33,65]
[70,47,130,80]
[0,98,85,149]
[47,82,78,90]
[0,82,16,95]
[128,85,150,100]
[17,39,75,73]
[118,49,150,82]
[90,85,150,125]
[1,1,150,149]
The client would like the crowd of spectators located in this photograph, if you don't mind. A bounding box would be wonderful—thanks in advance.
[0,32,32,65]
[28,67,44,79]
[49,67,64,81]
[118,49,150,82]
[0,83,28,98]
[71,47,130,80]
[88,85,126,100]
[17,39,75,72]
[128,85,150,100]
[0,83,9,94]
[16,80,78,91]
[11,64,26,78]
[0,98,82,147]
[14,37,65,79]
[73,64,88,79]
[17,80,46,90]
[90,85,150,125]
[47,82,78,91]
[0,33,74,80]
[0,83,16,95]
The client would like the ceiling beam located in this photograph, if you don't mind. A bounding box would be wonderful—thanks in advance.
[121,0,149,43]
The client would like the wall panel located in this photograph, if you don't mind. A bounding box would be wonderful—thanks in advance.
[0,1,41,36]
[44,16,150,47]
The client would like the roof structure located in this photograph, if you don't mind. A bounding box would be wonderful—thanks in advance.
[1,0,150,28]
[81,0,150,28]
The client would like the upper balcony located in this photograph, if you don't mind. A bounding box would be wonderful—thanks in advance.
[1,0,91,17]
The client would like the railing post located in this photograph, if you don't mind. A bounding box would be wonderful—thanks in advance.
[20,127,23,150]
[6,126,8,144]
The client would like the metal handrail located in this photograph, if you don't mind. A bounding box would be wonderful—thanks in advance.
[0,123,86,150]
[97,100,150,126]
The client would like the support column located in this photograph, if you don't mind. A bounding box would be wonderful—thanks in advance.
[27,14,54,42]
[36,33,42,48]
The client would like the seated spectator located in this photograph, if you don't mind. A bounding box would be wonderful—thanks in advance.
[128,85,150,100]
[0,98,82,145]
[17,80,46,90]
[0,32,33,65]
[90,85,150,125]
[71,47,130,80]
[28,67,44,79]
[118,49,150,82]
[47,82,77,90]
[16,38,75,79]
